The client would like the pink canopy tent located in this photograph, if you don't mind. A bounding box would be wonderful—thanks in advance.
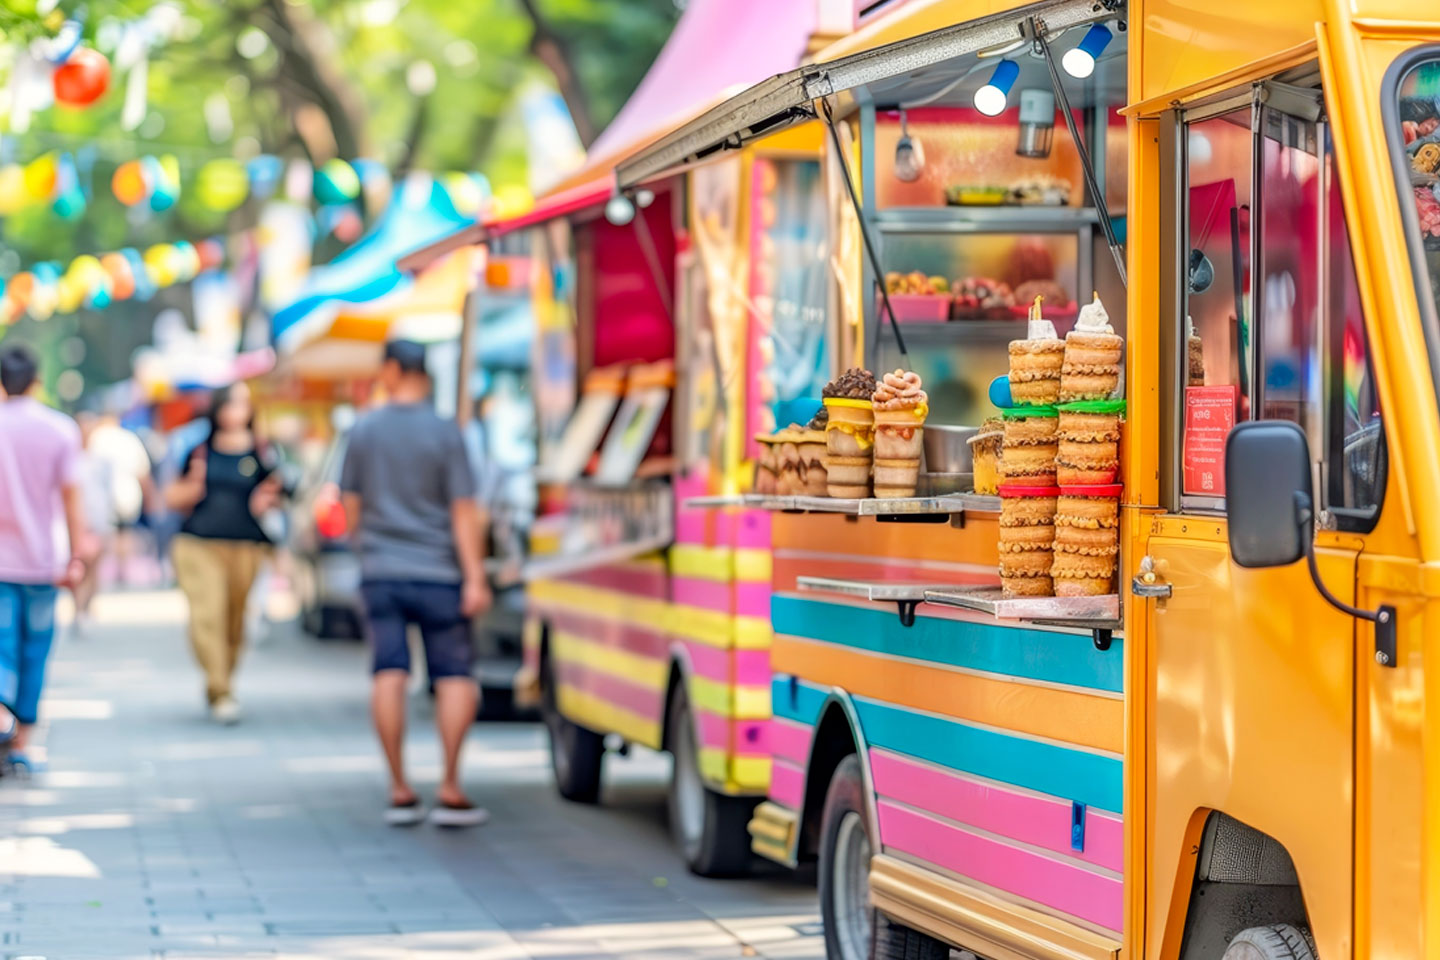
[549,0,841,193]
[400,0,843,272]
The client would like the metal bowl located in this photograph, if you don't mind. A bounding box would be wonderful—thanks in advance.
[922,424,978,474]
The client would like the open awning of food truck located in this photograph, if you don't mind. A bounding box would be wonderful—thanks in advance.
[399,0,834,273]
[615,0,1114,189]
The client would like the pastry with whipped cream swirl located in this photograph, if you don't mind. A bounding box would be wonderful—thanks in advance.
[872,369,928,411]
[1060,292,1124,401]
[871,369,927,498]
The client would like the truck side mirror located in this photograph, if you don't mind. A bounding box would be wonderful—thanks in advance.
[1224,420,1312,568]
[1224,419,1399,666]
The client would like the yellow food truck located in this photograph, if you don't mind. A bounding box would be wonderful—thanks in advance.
[613,0,1440,957]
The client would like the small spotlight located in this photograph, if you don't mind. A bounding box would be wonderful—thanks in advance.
[605,192,635,226]
[1062,23,1112,80]
[634,188,655,209]
[974,59,1019,117]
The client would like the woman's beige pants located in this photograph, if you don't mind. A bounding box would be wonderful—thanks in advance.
[172,535,268,703]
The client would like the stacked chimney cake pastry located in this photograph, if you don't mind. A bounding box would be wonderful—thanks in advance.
[1007,296,1065,406]
[1052,490,1121,596]
[998,487,1058,597]
[1060,293,1124,402]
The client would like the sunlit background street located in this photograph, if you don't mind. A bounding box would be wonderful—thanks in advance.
[6,591,822,958]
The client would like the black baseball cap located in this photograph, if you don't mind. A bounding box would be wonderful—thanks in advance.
[382,339,427,374]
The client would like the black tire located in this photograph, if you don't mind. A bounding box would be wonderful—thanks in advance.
[819,754,876,960]
[873,913,949,960]
[666,688,755,877]
[540,653,604,803]
[476,684,514,722]
[1222,925,1316,960]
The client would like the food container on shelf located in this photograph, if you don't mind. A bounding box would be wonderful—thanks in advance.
[966,421,1004,495]
[1008,301,1079,321]
[945,185,1008,206]
[918,472,973,496]
[884,293,952,323]
[921,424,978,474]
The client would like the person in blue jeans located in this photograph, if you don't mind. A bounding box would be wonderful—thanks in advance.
[0,344,94,771]
[341,340,491,827]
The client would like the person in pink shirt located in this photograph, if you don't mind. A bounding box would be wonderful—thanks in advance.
[0,343,91,769]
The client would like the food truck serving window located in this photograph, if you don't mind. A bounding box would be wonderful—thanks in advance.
[1175,81,1385,529]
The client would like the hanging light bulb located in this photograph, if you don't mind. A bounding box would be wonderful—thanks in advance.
[974,59,1019,117]
[605,190,636,226]
[1062,24,1113,80]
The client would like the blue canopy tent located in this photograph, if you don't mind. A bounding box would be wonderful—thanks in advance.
[270,175,475,355]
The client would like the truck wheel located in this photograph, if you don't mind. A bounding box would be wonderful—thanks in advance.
[1222,925,1316,960]
[819,755,875,960]
[873,913,949,960]
[667,688,754,877]
[541,656,603,803]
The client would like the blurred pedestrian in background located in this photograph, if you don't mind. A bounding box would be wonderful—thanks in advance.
[164,382,281,725]
[341,339,490,828]
[72,412,116,637]
[0,343,94,771]
[87,413,155,587]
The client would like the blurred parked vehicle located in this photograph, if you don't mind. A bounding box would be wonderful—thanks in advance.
[289,425,364,640]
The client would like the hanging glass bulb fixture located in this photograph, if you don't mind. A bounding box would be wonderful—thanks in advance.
[974,59,1019,116]
[1062,24,1113,79]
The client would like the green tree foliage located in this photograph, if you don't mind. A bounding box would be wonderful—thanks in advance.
[0,0,682,266]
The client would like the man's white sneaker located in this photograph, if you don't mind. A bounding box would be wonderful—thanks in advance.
[385,799,426,827]
[211,697,242,726]
[429,801,489,828]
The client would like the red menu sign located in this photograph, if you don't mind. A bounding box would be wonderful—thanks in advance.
[1183,385,1238,496]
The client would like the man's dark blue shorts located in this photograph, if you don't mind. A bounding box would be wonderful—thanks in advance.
[360,580,473,679]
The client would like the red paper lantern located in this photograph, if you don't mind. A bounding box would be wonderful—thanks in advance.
[53,48,110,107]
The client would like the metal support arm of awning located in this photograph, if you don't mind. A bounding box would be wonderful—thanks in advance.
[1033,17,1127,286]
[822,98,908,360]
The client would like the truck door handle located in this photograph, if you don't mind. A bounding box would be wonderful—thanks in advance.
[1131,555,1171,599]
[1131,576,1172,599]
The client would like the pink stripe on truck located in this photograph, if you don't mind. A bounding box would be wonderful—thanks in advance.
[870,751,1123,872]
[878,801,1123,932]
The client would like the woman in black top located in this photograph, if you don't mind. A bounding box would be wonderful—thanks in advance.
[165,383,280,724]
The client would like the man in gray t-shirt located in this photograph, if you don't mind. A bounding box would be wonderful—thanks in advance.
[340,339,490,828]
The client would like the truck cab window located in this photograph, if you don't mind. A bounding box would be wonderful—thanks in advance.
[1178,82,1385,525]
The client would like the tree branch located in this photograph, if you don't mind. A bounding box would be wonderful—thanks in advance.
[513,0,598,148]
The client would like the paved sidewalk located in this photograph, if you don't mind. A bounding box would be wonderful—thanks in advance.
[0,591,823,960]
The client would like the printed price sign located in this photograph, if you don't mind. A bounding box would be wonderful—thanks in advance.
[1183,385,1239,496]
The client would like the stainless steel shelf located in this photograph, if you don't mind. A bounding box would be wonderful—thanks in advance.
[923,585,1121,626]
[797,576,952,602]
[873,206,1100,234]
[682,492,1001,517]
